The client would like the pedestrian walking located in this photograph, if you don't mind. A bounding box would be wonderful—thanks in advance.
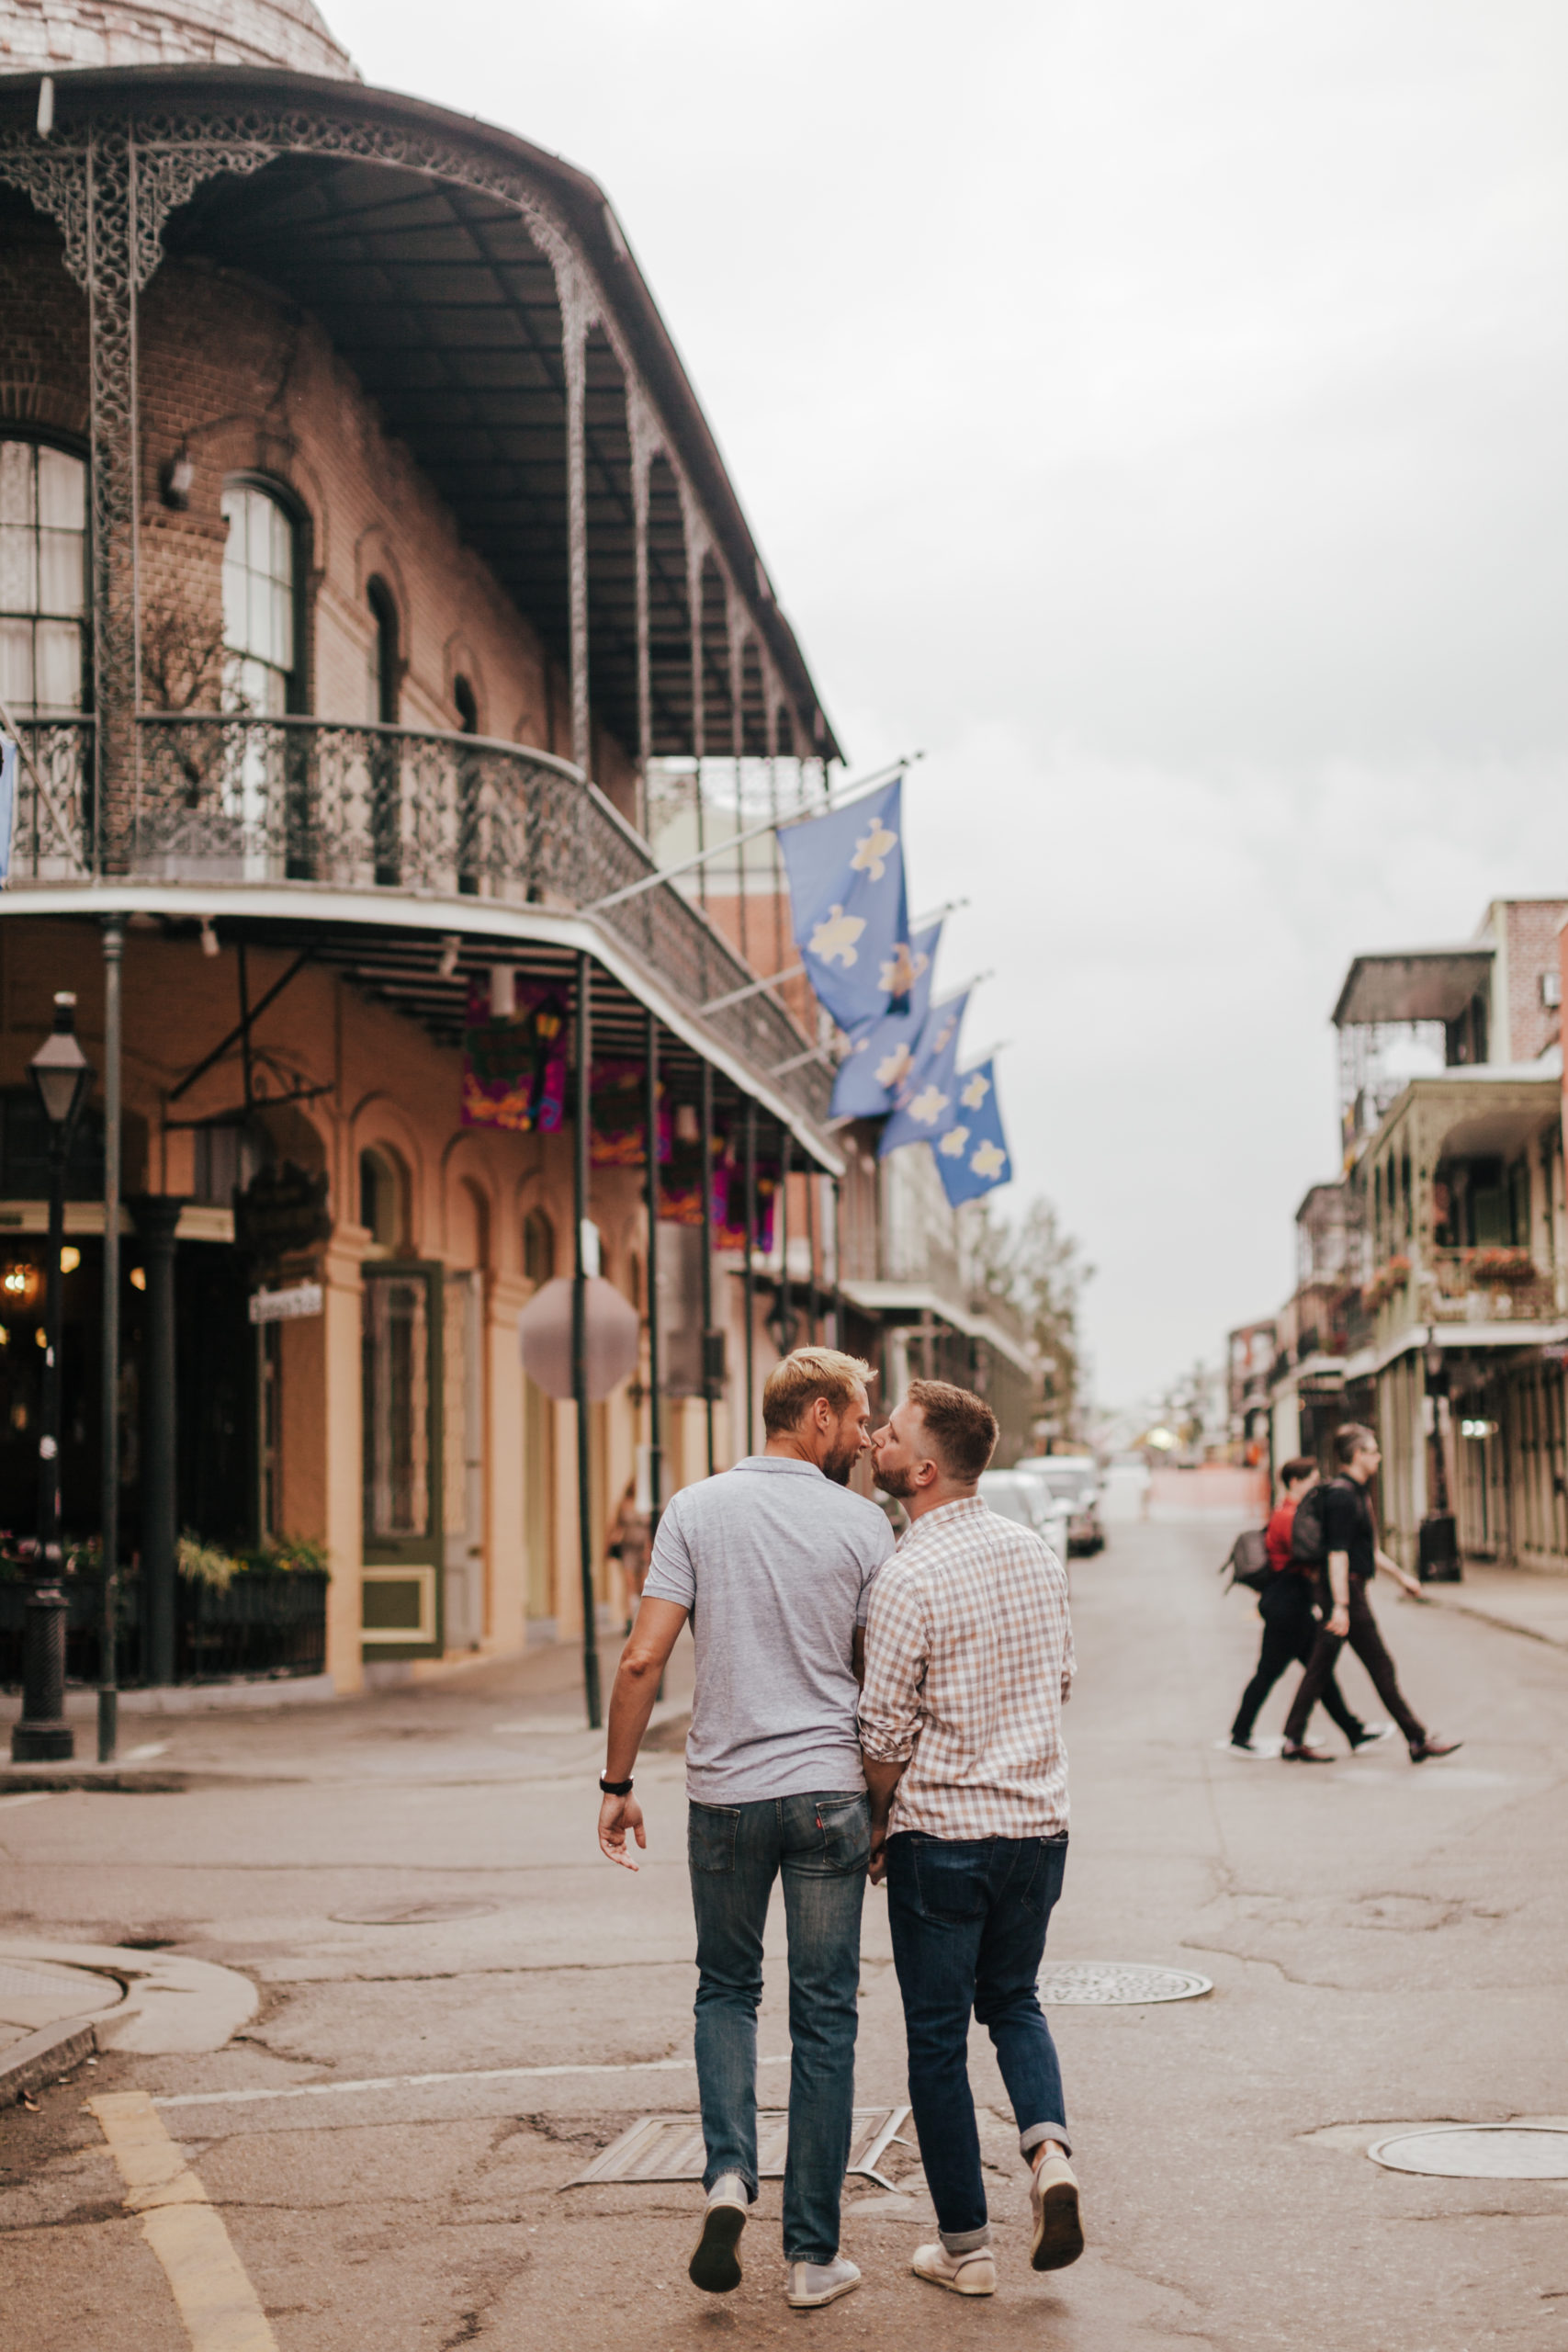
[1229,1457,1384,1756]
[607,1478,651,1632]
[1280,1423,1462,1764]
[595,1346,894,2312]
[860,1380,1082,2301]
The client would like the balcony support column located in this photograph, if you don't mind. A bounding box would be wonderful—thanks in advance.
[130,1195,184,1687]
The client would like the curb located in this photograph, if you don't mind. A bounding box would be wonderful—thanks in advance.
[1,2013,107,2103]
[0,1767,193,1793]
[1427,1593,1568,1654]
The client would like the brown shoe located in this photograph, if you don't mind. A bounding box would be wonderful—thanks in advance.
[1409,1735,1463,1762]
[1281,1741,1334,1763]
[1029,2154,1084,2271]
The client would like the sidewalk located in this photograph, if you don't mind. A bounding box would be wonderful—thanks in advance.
[1427,1563,1568,1651]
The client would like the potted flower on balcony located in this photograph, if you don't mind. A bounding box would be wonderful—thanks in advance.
[1472,1247,1534,1285]
[1362,1255,1412,1312]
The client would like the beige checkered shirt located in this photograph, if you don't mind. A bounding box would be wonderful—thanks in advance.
[858,1494,1074,1841]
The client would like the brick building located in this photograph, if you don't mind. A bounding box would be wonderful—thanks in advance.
[0,1,908,1700]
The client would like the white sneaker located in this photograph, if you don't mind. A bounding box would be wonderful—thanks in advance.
[912,2242,996,2295]
[1030,2153,1084,2271]
[689,2173,749,2294]
[785,2256,861,2308]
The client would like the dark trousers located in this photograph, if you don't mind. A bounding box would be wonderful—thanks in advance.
[1231,1580,1365,1747]
[1283,1577,1426,1749]
[886,1832,1068,2251]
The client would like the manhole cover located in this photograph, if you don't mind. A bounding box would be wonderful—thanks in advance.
[1037,1963,1213,2006]
[568,2108,910,2191]
[327,1903,497,1927]
[1370,2126,1568,2179]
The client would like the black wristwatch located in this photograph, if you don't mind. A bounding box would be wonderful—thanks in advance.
[600,1774,634,1796]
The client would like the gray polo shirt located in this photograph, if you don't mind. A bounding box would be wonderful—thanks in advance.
[644,1455,895,1804]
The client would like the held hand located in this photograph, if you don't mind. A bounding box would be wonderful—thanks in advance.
[1328,1605,1350,1638]
[598,1792,647,1871]
[867,1822,888,1887]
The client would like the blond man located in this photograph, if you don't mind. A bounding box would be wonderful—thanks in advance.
[597,1348,893,2312]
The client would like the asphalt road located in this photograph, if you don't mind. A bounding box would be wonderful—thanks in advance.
[2,1516,1566,2351]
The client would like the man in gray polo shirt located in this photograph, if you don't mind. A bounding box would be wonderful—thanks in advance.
[597,1348,893,2312]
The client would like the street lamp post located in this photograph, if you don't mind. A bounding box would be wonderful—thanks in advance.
[10,991,94,1764]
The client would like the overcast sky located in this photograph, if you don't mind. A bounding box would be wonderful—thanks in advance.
[333,0,1568,1404]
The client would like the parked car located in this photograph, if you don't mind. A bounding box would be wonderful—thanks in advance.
[1015,1455,1107,1555]
[977,1469,1073,1563]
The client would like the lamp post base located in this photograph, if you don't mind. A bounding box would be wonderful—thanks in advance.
[10,1719,74,1762]
[11,1584,75,1761]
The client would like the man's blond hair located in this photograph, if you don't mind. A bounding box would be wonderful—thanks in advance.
[762,1346,875,1436]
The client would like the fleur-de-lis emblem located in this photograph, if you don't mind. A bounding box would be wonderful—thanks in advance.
[960,1071,990,1111]
[850,819,898,881]
[938,1125,969,1159]
[875,1042,914,1089]
[809,905,865,967]
[970,1140,1007,1181]
[908,1084,950,1127]
[879,941,921,997]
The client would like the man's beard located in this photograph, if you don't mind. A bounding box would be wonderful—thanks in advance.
[874,1458,915,1498]
[821,1441,857,1487]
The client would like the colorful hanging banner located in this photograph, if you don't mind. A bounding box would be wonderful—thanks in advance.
[461,976,569,1134]
[590,1059,673,1169]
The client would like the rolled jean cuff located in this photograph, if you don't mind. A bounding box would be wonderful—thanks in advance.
[939,2222,992,2256]
[1020,2120,1071,2161]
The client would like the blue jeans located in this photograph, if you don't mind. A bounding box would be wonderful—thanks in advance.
[687,1792,869,2265]
[886,1831,1069,2250]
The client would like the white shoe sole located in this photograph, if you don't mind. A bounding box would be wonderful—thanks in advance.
[1031,2177,1085,2271]
[912,2259,995,2296]
[689,2200,746,2294]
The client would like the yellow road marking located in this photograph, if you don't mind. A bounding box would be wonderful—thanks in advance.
[89,2091,278,2352]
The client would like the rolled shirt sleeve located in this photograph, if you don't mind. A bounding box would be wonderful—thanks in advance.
[857,1567,929,1764]
[1061,1612,1076,1704]
[642,1496,696,1612]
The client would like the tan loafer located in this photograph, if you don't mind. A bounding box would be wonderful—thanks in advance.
[1030,2154,1084,2271]
[912,2242,996,2295]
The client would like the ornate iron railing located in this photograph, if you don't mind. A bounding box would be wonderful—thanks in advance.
[5,721,96,882]
[4,712,827,1119]
[1426,1249,1562,1323]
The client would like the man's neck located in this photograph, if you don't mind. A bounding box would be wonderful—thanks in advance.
[763,1434,821,1470]
[1347,1463,1372,1486]
[904,1481,976,1523]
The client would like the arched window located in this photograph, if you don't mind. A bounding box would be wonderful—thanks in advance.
[523,1207,554,1285]
[367,578,399,726]
[453,674,479,735]
[221,482,297,716]
[359,1147,406,1252]
[0,440,87,716]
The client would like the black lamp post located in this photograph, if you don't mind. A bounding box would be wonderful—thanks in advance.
[10,991,93,1763]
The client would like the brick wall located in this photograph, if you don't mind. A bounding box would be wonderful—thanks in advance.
[2,223,640,819]
[0,0,357,78]
[1501,900,1565,1063]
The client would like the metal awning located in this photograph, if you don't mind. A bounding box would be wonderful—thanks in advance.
[838,1278,1036,1375]
[1332,947,1493,1029]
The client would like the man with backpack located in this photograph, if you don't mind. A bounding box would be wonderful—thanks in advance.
[1280,1424,1462,1765]
[1228,1457,1379,1756]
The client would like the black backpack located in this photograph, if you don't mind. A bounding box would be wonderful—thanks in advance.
[1221,1528,1271,1592]
[1289,1482,1330,1568]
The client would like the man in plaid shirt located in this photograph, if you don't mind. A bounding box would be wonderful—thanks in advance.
[860,1379,1081,2299]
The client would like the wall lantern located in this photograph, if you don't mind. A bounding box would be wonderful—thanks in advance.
[160,444,195,511]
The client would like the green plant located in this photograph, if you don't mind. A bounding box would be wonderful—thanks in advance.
[177,1532,241,1590]
[237,1533,329,1578]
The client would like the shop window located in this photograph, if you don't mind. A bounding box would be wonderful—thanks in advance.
[367,577,400,726]
[359,1147,406,1252]
[221,482,297,716]
[523,1206,554,1285]
[0,440,88,717]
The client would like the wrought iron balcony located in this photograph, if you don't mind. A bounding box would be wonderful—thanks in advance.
[1426,1248,1562,1324]
[5,713,828,1117]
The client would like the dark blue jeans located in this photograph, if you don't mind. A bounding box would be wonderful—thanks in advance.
[886,1831,1069,2249]
[688,1792,869,2265]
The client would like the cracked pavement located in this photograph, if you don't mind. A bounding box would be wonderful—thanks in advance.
[2,1518,1566,2348]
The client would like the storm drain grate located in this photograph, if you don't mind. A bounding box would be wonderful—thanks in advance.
[1370,2126,1568,2179]
[1038,1963,1213,2006]
[566,2107,911,2191]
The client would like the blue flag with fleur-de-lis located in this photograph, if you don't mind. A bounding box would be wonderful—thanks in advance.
[931,1059,1012,1204]
[829,918,943,1119]
[777,777,913,1033]
[877,988,970,1158]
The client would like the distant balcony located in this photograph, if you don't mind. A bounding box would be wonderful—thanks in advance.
[1424,1248,1562,1324]
[4,713,826,1116]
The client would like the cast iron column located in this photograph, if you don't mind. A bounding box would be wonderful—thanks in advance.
[130,1197,182,1688]
[644,1009,662,1542]
[778,1128,792,1358]
[10,1138,73,1761]
[743,1100,757,1454]
[98,917,123,1759]
[573,953,601,1728]
[700,1056,716,1476]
